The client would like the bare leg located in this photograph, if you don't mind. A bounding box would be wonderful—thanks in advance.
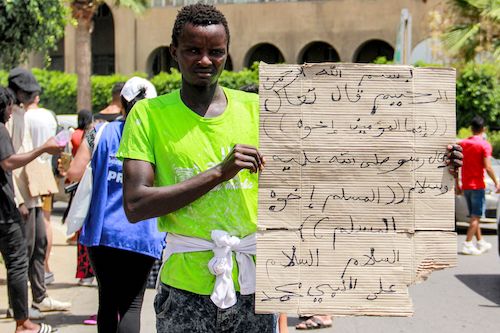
[15,318,39,333]
[466,216,480,242]
[278,313,288,333]
[475,219,483,241]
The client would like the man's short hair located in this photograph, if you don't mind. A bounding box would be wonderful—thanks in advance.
[471,115,485,132]
[172,3,230,47]
[112,82,126,98]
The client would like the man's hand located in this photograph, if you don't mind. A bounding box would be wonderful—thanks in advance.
[446,144,463,178]
[216,144,265,182]
[42,137,65,155]
[496,183,500,194]
[18,204,29,221]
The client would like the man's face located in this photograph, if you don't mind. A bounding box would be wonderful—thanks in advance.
[171,23,228,87]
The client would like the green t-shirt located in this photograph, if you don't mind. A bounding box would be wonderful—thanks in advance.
[117,87,259,295]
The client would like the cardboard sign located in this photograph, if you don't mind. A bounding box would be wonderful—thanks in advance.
[256,63,456,316]
[25,156,59,196]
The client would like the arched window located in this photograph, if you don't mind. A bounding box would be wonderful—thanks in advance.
[48,38,65,71]
[353,39,394,63]
[244,43,284,68]
[92,4,115,74]
[298,41,340,63]
[147,46,178,76]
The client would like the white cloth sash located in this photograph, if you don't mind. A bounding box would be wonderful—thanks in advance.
[162,230,256,309]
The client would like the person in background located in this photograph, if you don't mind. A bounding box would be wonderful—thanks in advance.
[459,115,500,255]
[0,86,63,333]
[66,109,95,286]
[16,74,58,286]
[7,68,71,314]
[71,109,93,156]
[93,82,125,123]
[64,77,165,332]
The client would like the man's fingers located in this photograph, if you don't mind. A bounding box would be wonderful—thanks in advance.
[234,152,259,173]
[447,149,463,160]
[233,145,264,169]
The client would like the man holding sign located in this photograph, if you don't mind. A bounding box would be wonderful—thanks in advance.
[118,4,273,332]
[118,4,463,332]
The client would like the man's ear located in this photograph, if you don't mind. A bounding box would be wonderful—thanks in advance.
[170,44,177,62]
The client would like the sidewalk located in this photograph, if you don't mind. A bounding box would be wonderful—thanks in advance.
[0,203,156,333]
[1,202,499,332]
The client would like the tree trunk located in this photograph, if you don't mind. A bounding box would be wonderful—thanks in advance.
[75,16,92,111]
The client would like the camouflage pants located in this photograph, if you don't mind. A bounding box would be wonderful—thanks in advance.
[155,284,275,333]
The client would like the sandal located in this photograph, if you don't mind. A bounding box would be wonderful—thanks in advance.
[37,323,57,333]
[295,316,333,330]
[83,314,97,325]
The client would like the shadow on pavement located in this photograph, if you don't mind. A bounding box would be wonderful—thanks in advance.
[32,313,93,327]
[455,274,500,306]
[46,282,84,289]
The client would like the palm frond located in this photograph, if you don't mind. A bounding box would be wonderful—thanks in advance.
[114,0,149,14]
[485,6,500,21]
[443,23,481,53]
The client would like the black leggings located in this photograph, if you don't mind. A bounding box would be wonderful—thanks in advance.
[88,246,155,333]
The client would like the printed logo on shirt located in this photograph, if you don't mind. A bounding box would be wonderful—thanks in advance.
[174,146,254,191]
[107,171,123,184]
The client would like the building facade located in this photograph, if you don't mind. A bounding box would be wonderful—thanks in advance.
[37,0,442,76]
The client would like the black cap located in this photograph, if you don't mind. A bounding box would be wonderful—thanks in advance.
[8,68,41,93]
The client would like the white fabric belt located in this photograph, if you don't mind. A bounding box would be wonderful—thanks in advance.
[162,230,256,309]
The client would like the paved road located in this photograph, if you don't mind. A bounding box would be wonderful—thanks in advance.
[1,205,499,332]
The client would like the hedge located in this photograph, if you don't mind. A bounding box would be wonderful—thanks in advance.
[0,62,497,135]
[456,62,499,131]
[458,127,500,158]
[0,64,259,114]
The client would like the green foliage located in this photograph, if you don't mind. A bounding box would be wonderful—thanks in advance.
[32,69,77,114]
[456,62,499,130]
[443,0,499,62]
[219,63,259,89]
[0,66,259,114]
[113,0,148,14]
[457,127,472,139]
[372,56,394,65]
[150,69,182,96]
[91,74,130,112]
[489,131,500,158]
[0,0,68,69]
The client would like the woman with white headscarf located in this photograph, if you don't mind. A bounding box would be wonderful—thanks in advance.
[64,77,165,333]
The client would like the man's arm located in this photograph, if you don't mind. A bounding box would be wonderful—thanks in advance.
[64,140,91,182]
[484,156,500,192]
[123,144,265,223]
[0,137,63,172]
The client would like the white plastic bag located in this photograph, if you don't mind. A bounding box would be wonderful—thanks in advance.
[66,162,93,235]
[65,123,108,236]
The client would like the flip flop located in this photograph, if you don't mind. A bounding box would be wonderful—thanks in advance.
[295,316,333,330]
[83,314,97,325]
[37,323,57,333]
